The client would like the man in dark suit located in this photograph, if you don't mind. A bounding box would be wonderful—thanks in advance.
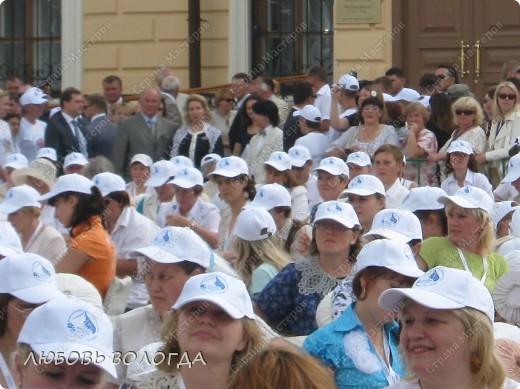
[112,87,179,180]
[44,87,88,170]
[84,94,117,160]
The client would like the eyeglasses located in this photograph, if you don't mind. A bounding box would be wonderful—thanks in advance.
[498,93,516,101]
[315,220,349,232]
[455,109,476,116]
[223,98,235,103]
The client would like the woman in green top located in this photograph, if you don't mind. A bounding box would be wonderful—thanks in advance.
[418,185,508,292]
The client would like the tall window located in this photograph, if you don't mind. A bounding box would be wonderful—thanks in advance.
[0,0,61,91]
[252,0,333,80]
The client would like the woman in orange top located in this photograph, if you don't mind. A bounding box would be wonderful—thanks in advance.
[39,173,116,297]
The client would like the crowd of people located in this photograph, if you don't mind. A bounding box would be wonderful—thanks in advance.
[0,60,519,388]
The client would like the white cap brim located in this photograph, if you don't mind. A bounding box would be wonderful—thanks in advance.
[363,229,410,244]
[313,167,345,176]
[11,286,64,305]
[28,344,116,378]
[130,247,183,264]
[439,195,479,211]
[170,177,199,189]
[503,170,520,183]
[0,245,18,257]
[379,288,466,313]
[0,203,27,214]
[290,159,307,168]
[343,188,383,197]
[145,176,170,187]
[209,169,245,178]
[264,161,289,171]
[314,215,356,229]
[173,295,254,319]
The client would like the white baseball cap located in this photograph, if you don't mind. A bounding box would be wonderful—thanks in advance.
[293,104,321,123]
[510,208,520,237]
[493,271,520,323]
[145,160,176,187]
[288,145,312,168]
[170,155,194,174]
[314,157,349,177]
[209,156,249,178]
[39,173,93,202]
[35,147,58,162]
[92,172,126,197]
[346,151,372,167]
[503,154,520,183]
[173,272,255,319]
[338,74,360,91]
[314,200,360,229]
[131,226,212,268]
[446,140,474,155]
[130,153,153,167]
[364,208,423,243]
[169,167,203,188]
[395,88,421,102]
[0,222,23,257]
[342,174,385,197]
[201,153,222,168]
[54,273,103,310]
[0,253,64,303]
[3,153,28,170]
[402,186,447,212]
[63,152,89,168]
[0,185,41,214]
[264,151,291,172]
[379,266,495,323]
[20,87,49,106]
[246,183,291,210]
[235,207,277,241]
[439,185,494,215]
[356,239,424,278]
[18,296,117,378]
[491,201,520,229]
[383,93,396,102]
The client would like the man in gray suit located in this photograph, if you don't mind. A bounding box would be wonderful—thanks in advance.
[113,87,179,180]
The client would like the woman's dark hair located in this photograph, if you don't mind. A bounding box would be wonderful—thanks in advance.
[176,260,207,274]
[444,151,479,175]
[240,94,262,128]
[352,266,416,299]
[414,209,448,236]
[243,174,257,200]
[429,92,456,134]
[49,186,106,232]
[107,190,131,208]
[4,112,21,121]
[385,101,405,128]
[361,97,384,111]
[252,100,280,127]
[0,294,13,336]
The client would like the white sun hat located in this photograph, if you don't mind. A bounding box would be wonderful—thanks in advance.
[364,208,423,243]
[342,174,385,197]
[313,157,349,177]
[446,140,474,155]
[17,296,117,378]
[264,151,292,172]
[38,173,93,202]
[130,154,153,167]
[503,154,520,183]
[439,185,495,215]
[314,200,360,229]
[493,271,520,324]
[379,266,495,323]
[288,145,312,168]
[246,183,291,211]
[35,147,58,162]
[292,104,322,123]
[0,185,41,214]
[209,156,249,178]
[173,272,255,319]
[235,207,277,241]
[144,160,177,187]
[92,172,126,197]
[346,151,372,167]
[0,253,64,304]
[356,239,424,278]
[402,186,447,212]
[3,153,28,170]
[130,226,212,268]
[491,201,520,229]
[63,152,89,168]
[169,167,204,188]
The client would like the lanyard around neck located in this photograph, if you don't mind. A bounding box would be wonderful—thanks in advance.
[456,246,488,284]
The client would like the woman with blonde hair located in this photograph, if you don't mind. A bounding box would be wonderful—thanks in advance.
[418,185,508,292]
[228,343,336,389]
[381,266,517,389]
[429,96,487,163]
[211,88,237,155]
[150,272,268,389]
[171,94,223,168]
[233,206,290,296]
[475,80,520,186]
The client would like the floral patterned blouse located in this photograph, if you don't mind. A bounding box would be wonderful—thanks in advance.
[404,128,439,186]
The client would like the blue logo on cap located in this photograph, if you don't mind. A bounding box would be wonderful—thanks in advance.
[273,153,283,161]
[154,229,174,245]
[462,186,472,194]
[259,189,265,198]
[381,212,399,227]
[416,268,443,287]
[352,176,363,186]
[67,310,98,340]
[32,261,53,283]
[324,158,335,165]
[200,275,228,293]
[222,159,230,167]
[291,149,300,157]
[152,165,159,174]
[326,202,344,214]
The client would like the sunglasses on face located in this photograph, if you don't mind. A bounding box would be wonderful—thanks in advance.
[498,93,516,101]
[455,109,475,116]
